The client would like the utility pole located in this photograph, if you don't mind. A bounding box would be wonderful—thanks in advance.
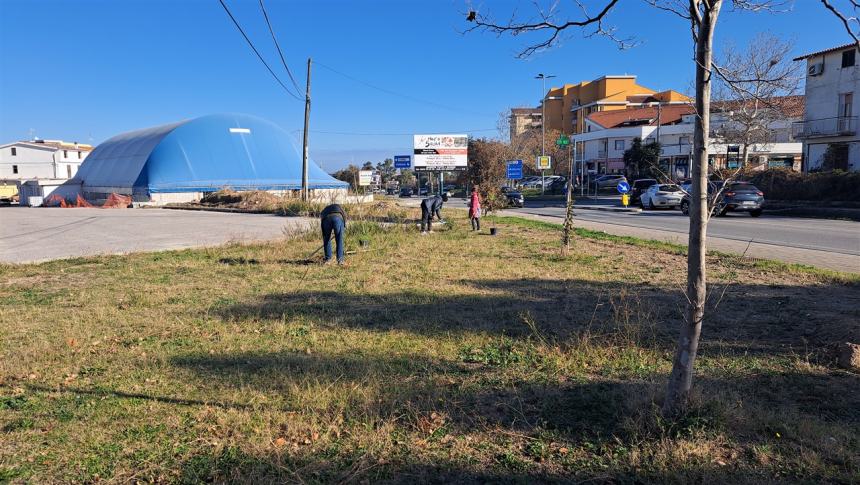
[301,57,312,201]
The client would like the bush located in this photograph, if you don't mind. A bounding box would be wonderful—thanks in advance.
[743,168,860,202]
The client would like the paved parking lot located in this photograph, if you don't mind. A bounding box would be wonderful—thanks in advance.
[0,207,313,264]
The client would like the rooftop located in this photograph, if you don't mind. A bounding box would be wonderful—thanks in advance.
[793,42,857,61]
[586,105,695,129]
[711,95,805,119]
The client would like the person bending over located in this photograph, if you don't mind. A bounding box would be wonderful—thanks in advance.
[320,203,347,264]
[420,193,447,234]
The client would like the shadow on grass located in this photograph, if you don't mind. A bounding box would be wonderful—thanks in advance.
[211,277,860,356]
[167,347,860,483]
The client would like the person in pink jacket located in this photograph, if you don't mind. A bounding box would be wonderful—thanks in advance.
[468,186,482,231]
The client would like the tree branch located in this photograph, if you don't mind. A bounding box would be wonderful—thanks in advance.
[820,0,860,50]
[465,0,629,57]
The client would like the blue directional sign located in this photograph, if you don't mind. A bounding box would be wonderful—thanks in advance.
[506,160,523,180]
[616,181,631,194]
[394,155,411,169]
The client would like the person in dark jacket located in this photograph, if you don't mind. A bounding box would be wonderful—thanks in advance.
[420,193,447,234]
[320,204,347,264]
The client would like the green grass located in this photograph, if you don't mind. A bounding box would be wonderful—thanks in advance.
[1,211,858,483]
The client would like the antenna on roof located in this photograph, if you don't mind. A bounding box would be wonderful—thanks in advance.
[28,128,36,141]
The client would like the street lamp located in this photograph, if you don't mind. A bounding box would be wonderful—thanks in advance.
[535,73,556,157]
[536,73,557,195]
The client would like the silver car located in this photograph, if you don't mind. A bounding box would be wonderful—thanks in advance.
[640,183,683,209]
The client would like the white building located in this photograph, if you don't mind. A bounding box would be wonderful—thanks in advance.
[574,101,803,179]
[0,139,92,180]
[793,43,860,172]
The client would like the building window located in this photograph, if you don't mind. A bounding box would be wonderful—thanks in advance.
[67,165,73,178]
[77,151,82,159]
[12,165,18,174]
[645,137,655,145]
[842,49,856,68]
[10,147,16,156]
[614,140,625,150]
[839,92,853,118]
[63,150,68,158]
[679,136,691,145]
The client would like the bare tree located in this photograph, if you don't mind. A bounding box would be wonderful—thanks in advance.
[820,0,860,48]
[711,33,802,167]
[466,0,787,415]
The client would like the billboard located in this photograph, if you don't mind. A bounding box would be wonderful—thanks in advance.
[358,170,373,186]
[413,134,468,171]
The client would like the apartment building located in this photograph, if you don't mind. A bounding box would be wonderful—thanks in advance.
[541,75,690,135]
[793,43,860,172]
[509,107,542,139]
[0,139,92,180]
[574,98,803,178]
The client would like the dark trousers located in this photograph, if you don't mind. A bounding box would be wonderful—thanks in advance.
[470,216,480,231]
[321,215,345,262]
[421,206,433,232]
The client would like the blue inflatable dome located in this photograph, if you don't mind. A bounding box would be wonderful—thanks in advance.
[76,113,347,200]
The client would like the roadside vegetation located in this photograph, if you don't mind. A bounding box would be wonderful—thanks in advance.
[1,210,858,483]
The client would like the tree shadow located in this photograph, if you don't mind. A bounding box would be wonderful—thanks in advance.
[168,347,860,483]
[211,277,860,356]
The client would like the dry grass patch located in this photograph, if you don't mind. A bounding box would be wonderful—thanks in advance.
[0,211,857,483]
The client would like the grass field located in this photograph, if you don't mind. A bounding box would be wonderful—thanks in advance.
[1,209,858,483]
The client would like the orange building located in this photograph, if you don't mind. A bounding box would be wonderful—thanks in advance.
[540,75,690,135]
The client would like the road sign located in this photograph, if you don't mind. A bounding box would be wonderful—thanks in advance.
[358,170,373,186]
[394,155,411,169]
[556,134,570,146]
[506,160,523,180]
[616,181,630,194]
[536,155,551,170]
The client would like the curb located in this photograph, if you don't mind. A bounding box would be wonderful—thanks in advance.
[577,205,642,213]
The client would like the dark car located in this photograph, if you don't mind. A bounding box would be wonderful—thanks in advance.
[505,190,524,208]
[680,181,764,217]
[399,187,414,197]
[418,186,429,196]
[630,179,657,204]
[545,177,568,194]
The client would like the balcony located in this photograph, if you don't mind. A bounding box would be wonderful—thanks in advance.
[792,116,857,139]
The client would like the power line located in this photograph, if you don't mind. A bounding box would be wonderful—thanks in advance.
[313,60,497,118]
[292,128,498,136]
[258,0,303,95]
[217,0,302,101]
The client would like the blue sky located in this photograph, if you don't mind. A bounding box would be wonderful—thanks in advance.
[0,0,854,171]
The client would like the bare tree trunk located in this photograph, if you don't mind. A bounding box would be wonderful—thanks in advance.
[742,143,749,168]
[663,0,721,416]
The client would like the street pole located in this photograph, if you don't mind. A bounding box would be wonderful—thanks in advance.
[301,57,312,201]
[541,76,546,196]
[536,73,555,196]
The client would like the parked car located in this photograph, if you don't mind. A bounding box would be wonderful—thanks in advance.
[504,190,525,208]
[630,179,657,204]
[399,187,414,197]
[640,183,683,209]
[595,174,628,190]
[418,186,429,196]
[520,177,543,188]
[545,177,567,194]
[680,181,765,217]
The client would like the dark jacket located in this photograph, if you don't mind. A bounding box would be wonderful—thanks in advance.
[421,196,443,219]
[320,204,347,227]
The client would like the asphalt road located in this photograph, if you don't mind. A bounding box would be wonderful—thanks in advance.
[0,207,313,264]
[440,197,860,272]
